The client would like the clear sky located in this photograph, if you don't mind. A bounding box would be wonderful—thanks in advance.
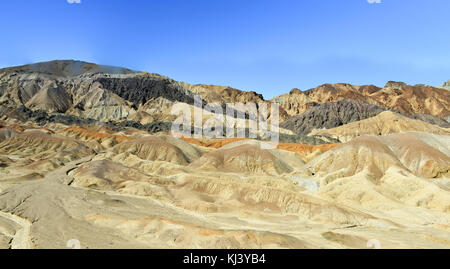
[1,0,449,98]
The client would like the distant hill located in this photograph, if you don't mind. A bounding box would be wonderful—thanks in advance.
[0,60,136,77]
[272,81,450,118]
[0,60,448,145]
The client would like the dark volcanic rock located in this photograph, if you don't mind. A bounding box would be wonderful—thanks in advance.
[93,76,198,107]
[2,106,97,126]
[280,100,387,135]
[281,99,450,136]
[409,114,450,128]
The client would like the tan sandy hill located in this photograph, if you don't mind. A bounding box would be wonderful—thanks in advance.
[276,143,340,159]
[156,135,203,162]
[69,159,170,193]
[307,132,450,180]
[25,82,72,113]
[84,213,313,249]
[315,163,450,220]
[0,130,95,172]
[71,148,377,229]
[272,82,450,118]
[111,135,202,165]
[1,124,449,248]
[309,111,450,142]
[189,140,305,175]
[0,130,94,157]
[67,133,450,248]
[57,126,134,148]
[6,151,385,249]
[180,136,339,158]
[307,134,450,223]
[180,137,248,149]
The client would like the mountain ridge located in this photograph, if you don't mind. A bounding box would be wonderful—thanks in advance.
[272,81,450,118]
[0,60,448,135]
[281,99,450,136]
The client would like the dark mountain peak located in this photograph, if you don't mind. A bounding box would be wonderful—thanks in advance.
[0,60,136,78]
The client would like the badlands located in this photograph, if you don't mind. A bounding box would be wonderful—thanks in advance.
[0,61,449,249]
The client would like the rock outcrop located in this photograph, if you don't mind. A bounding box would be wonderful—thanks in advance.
[272,82,450,118]
[0,60,292,124]
[281,99,450,136]
[280,100,387,135]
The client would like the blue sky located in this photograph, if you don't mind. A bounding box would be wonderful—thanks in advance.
[0,0,449,98]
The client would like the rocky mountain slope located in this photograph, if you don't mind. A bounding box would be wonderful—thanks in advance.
[272,82,450,118]
[280,99,386,135]
[1,61,448,138]
[281,99,449,137]
[0,60,292,125]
